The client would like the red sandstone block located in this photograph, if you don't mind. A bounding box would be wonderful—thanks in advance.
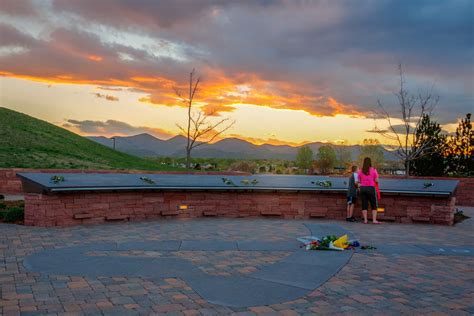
[82,217,106,225]
[203,211,217,216]
[64,204,83,210]
[116,195,140,201]
[142,197,164,203]
[255,195,279,202]
[186,193,206,200]
[306,206,328,214]
[204,193,229,200]
[327,205,345,211]
[87,203,109,210]
[105,215,129,221]
[304,201,323,208]
[378,215,396,221]
[407,207,422,216]
[290,200,305,207]
[411,216,431,223]
[279,198,296,205]
[164,193,187,200]
[260,209,282,216]
[309,212,326,218]
[72,199,90,205]
[161,210,179,216]
[73,213,94,219]
[320,199,339,206]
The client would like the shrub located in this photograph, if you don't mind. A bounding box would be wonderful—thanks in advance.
[3,206,24,223]
[0,202,6,210]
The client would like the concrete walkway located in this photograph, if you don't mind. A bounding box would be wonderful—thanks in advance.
[1,207,473,315]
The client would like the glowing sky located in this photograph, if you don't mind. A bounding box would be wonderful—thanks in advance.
[0,0,472,145]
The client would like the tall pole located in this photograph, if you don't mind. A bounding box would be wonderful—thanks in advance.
[112,137,116,150]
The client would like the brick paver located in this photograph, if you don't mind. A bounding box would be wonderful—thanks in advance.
[1,207,473,315]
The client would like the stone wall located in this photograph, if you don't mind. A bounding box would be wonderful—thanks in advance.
[439,177,474,206]
[24,190,456,227]
[1,168,471,206]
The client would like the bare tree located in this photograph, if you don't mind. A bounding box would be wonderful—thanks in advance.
[373,64,439,176]
[175,69,234,168]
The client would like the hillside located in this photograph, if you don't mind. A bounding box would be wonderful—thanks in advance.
[0,107,174,170]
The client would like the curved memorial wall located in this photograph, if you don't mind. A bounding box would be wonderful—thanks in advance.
[18,173,458,227]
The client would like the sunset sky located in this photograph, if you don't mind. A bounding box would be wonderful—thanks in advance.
[1,0,472,146]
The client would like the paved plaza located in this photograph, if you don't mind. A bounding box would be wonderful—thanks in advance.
[1,208,473,315]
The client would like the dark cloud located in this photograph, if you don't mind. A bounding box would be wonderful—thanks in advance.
[0,0,37,16]
[93,93,119,101]
[0,0,472,123]
[52,0,279,29]
[0,23,36,47]
[64,119,174,139]
[366,124,414,135]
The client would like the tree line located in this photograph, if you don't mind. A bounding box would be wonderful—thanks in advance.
[295,112,472,177]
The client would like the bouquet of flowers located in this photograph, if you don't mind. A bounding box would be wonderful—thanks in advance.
[298,235,360,251]
[305,235,338,250]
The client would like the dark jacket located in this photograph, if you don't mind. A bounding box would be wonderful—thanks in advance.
[347,172,358,197]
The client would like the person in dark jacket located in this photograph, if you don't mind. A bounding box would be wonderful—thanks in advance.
[346,165,358,222]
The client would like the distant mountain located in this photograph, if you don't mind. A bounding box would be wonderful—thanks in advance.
[88,133,397,161]
[89,134,189,157]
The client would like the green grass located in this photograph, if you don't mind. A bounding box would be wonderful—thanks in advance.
[0,107,180,171]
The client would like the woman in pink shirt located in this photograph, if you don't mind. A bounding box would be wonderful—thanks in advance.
[357,157,381,224]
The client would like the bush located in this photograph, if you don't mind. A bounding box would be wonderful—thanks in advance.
[0,202,6,210]
[3,206,24,223]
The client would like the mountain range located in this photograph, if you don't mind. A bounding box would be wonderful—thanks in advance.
[89,134,397,161]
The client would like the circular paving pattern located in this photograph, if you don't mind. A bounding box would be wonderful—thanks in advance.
[23,223,353,307]
[2,215,474,314]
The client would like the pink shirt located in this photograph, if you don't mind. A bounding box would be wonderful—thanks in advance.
[358,167,379,187]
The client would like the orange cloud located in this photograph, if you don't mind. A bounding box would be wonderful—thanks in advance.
[136,72,363,118]
[201,104,236,116]
[87,55,103,62]
[131,76,175,88]
[2,67,362,119]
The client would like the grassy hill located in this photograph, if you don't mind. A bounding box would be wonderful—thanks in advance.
[0,107,177,170]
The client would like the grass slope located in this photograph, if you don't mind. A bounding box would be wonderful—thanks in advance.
[0,107,175,170]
